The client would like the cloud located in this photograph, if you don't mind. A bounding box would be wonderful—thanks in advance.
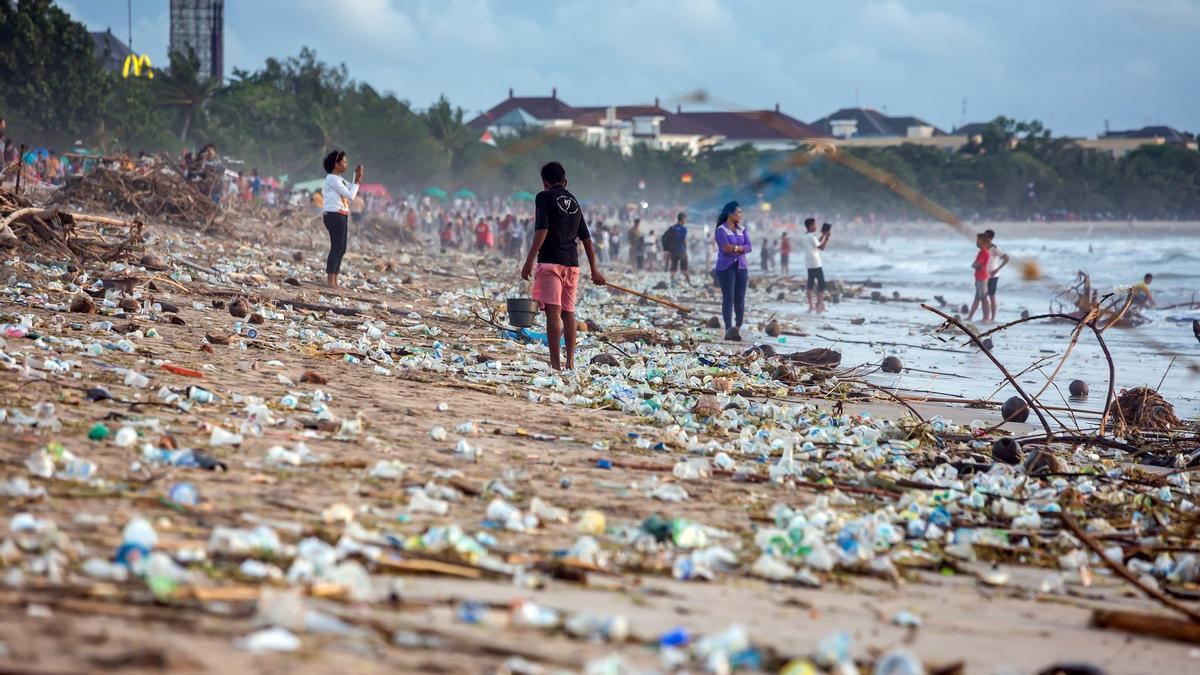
[54,0,1199,135]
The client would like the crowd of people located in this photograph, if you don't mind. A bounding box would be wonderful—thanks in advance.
[8,122,1168,362]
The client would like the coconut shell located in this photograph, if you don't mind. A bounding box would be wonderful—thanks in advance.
[228,297,251,318]
[590,353,620,367]
[1001,396,1030,423]
[991,437,1023,465]
[69,294,96,314]
[693,394,722,417]
[299,370,328,385]
[1068,379,1089,397]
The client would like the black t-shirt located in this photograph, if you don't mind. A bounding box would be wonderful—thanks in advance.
[534,185,590,266]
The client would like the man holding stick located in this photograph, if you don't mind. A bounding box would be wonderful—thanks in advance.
[520,161,607,371]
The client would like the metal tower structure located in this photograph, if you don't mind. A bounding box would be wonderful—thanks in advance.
[169,0,224,81]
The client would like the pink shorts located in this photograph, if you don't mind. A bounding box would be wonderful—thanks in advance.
[532,263,580,313]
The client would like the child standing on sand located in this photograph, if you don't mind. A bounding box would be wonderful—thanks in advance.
[966,233,992,322]
[520,161,607,371]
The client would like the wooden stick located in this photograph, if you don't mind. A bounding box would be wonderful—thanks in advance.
[1091,609,1200,644]
[1,207,134,231]
[604,282,692,313]
[922,304,1054,436]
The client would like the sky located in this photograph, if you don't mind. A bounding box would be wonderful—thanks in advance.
[63,0,1198,137]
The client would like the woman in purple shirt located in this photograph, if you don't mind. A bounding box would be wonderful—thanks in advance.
[713,201,750,341]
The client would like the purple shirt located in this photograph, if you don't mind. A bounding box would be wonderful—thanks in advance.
[714,223,752,271]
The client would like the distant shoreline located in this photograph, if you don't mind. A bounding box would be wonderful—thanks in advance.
[838,219,1199,238]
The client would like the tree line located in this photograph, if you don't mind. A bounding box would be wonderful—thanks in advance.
[2,0,1198,219]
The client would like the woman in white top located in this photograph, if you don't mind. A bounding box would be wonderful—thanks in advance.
[321,150,364,288]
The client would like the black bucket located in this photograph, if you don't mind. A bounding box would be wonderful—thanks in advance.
[506,297,539,328]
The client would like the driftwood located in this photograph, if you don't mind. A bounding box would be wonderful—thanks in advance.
[1091,609,1200,644]
[49,166,224,232]
[0,202,144,265]
[273,298,362,317]
[605,282,692,313]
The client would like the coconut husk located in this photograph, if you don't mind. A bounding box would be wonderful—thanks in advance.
[693,394,722,417]
[784,348,841,368]
[1111,387,1182,431]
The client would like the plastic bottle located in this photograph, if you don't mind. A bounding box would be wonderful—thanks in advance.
[114,426,138,448]
[651,484,689,502]
[116,516,158,570]
[577,510,606,535]
[670,519,709,548]
[672,457,710,481]
[873,649,926,675]
[564,612,630,642]
[509,599,560,628]
[124,370,150,388]
[209,427,243,446]
[530,497,568,525]
[168,482,198,506]
[408,489,450,516]
[485,498,524,531]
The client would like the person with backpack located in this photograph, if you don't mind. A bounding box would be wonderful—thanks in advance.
[662,212,691,285]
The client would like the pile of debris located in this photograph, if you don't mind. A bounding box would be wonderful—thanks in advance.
[355,213,420,247]
[48,166,224,233]
[1,188,144,265]
[1111,386,1183,431]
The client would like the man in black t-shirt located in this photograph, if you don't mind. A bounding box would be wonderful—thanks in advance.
[520,161,607,371]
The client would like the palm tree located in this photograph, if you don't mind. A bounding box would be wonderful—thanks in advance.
[153,50,222,143]
[423,95,472,169]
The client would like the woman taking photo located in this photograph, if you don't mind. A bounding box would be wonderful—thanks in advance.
[321,150,364,288]
[713,201,750,341]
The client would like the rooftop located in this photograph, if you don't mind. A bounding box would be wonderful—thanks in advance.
[811,107,947,138]
[1102,125,1195,142]
[467,88,578,129]
[90,28,132,70]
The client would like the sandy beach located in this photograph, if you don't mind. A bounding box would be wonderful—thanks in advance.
[0,196,1198,675]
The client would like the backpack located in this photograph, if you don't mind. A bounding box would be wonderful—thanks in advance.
[661,225,681,253]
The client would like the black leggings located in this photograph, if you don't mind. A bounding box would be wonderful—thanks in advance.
[715,265,748,331]
[323,212,348,274]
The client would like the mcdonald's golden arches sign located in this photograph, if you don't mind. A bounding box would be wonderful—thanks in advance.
[122,54,154,79]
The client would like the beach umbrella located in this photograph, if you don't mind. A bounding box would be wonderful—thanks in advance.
[290,178,324,193]
[423,186,448,200]
[453,188,477,200]
[359,183,391,199]
[509,190,535,202]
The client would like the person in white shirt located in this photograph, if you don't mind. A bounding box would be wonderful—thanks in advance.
[321,150,363,288]
[802,218,831,312]
[983,229,1010,321]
